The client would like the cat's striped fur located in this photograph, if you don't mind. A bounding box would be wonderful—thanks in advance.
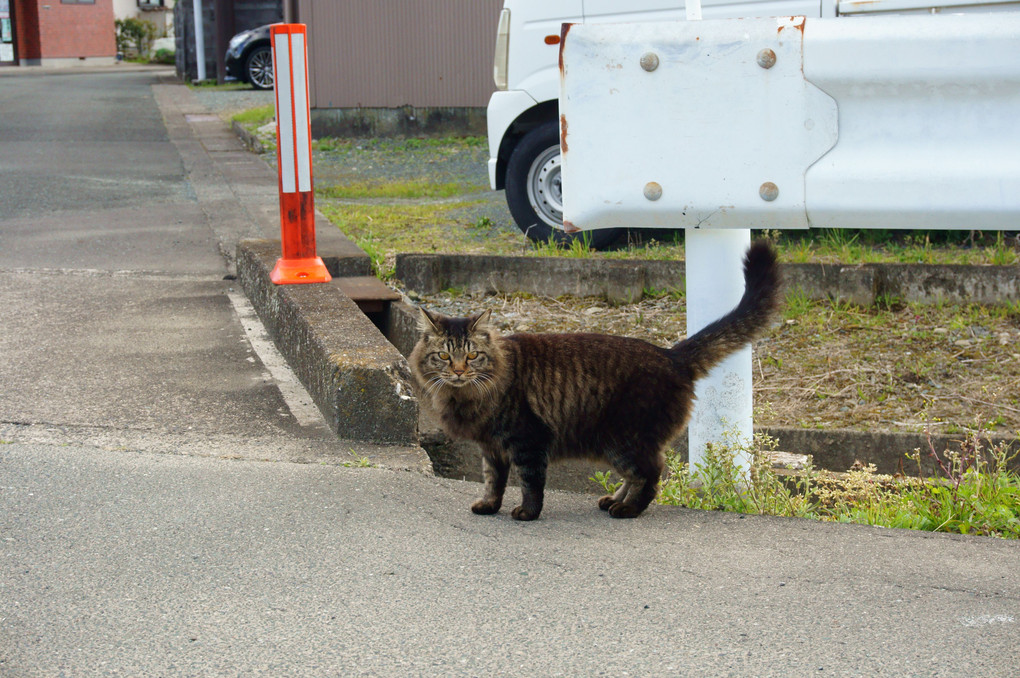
[409,240,780,520]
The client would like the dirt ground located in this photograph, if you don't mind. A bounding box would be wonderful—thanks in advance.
[408,288,1020,437]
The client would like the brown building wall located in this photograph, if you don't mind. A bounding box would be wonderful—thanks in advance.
[12,0,115,62]
[38,0,115,58]
[296,0,501,109]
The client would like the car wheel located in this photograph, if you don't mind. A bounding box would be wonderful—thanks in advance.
[504,121,622,249]
[245,45,274,90]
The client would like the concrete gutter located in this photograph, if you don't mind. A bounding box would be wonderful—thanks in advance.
[396,253,1020,306]
[231,120,267,155]
[236,239,424,465]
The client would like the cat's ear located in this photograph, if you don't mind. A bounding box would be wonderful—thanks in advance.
[417,307,444,335]
[467,309,493,333]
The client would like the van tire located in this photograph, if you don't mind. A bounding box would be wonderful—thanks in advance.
[504,121,622,249]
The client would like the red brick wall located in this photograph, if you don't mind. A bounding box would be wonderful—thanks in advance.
[33,0,116,59]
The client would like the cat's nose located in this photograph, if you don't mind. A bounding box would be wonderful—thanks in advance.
[451,367,466,376]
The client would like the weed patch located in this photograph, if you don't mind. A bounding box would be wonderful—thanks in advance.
[316,200,523,277]
[231,104,275,127]
[592,427,1020,539]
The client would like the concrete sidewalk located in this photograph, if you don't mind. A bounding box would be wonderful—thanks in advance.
[1,71,1017,676]
[3,441,1019,676]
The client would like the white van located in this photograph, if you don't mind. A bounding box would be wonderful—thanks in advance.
[486,0,1020,247]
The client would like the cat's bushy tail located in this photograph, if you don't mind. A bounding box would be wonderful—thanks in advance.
[669,240,780,380]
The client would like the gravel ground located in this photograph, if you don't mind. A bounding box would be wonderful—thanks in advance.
[310,139,518,235]
[192,86,275,117]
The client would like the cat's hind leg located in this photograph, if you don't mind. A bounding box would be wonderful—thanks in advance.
[607,477,658,519]
[597,480,630,511]
[606,452,664,519]
[471,450,510,515]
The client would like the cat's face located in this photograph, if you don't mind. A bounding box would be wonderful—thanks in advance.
[413,308,502,394]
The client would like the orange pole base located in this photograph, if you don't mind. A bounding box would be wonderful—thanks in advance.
[270,256,332,285]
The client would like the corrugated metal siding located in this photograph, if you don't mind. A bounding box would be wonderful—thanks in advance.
[297,0,502,109]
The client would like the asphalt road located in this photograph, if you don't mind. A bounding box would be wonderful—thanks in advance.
[1,66,1018,677]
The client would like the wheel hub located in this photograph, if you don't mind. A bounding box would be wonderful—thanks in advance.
[526,146,564,229]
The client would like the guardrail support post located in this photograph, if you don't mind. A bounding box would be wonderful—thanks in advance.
[685,228,754,473]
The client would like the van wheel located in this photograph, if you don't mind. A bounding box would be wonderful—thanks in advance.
[504,121,622,249]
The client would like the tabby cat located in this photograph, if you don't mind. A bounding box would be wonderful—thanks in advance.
[410,240,780,520]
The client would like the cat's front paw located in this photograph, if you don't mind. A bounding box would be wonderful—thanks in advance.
[471,498,501,515]
[608,502,641,519]
[597,495,616,511]
[510,505,541,521]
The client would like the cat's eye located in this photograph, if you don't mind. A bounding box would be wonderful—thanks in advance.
[467,351,478,360]
[438,352,450,361]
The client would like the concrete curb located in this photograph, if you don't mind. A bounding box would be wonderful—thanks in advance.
[395,253,1020,306]
[414,407,1020,494]
[231,120,266,155]
[236,239,424,461]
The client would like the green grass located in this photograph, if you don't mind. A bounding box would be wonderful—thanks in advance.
[528,233,599,258]
[188,81,258,91]
[319,179,464,200]
[593,427,1020,539]
[313,135,485,154]
[342,449,375,468]
[336,216,1020,267]
[782,289,813,321]
[231,104,275,127]
[299,130,1020,267]
[775,229,1019,266]
[315,200,525,278]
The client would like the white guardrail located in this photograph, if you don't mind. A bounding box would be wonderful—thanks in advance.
[560,12,1020,232]
[559,10,1020,468]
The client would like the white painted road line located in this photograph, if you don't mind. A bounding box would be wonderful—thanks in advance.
[227,291,327,429]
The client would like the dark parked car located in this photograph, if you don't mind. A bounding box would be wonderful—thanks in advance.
[225,25,273,89]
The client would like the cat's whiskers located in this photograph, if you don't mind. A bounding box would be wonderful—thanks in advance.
[470,373,500,403]
[424,374,448,398]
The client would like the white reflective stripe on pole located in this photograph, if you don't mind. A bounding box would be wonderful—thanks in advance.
[274,32,295,193]
[683,0,753,473]
[290,32,312,193]
[272,30,313,195]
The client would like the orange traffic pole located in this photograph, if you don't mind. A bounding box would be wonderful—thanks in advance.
[269,23,330,285]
